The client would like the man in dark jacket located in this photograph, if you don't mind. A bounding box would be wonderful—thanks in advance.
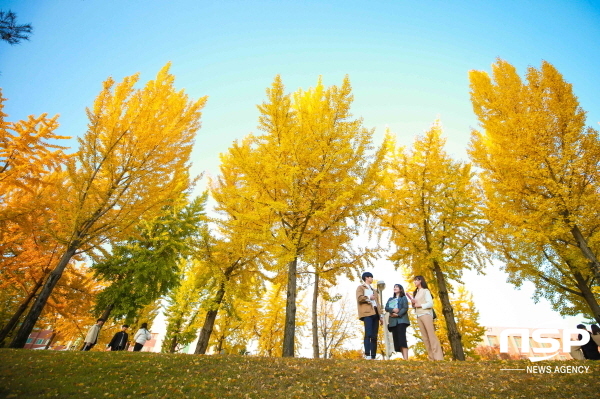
[107,325,129,351]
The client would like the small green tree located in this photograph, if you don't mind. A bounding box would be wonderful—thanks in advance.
[93,194,206,322]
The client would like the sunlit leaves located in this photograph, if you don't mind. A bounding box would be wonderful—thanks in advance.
[469,59,600,321]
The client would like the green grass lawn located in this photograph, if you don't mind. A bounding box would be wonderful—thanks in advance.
[0,349,598,398]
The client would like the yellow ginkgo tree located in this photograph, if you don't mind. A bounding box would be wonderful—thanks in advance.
[213,75,387,356]
[376,122,489,360]
[469,59,600,323]
[11,64,207,348]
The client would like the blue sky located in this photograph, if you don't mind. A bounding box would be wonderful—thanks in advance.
[2,0,599,341]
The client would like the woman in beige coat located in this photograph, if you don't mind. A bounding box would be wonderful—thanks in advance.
[408,276,443,360]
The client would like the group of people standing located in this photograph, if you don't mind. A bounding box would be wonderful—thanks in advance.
[81,318,152,352]
[356,272,443,361]
[571,324,600,360]
[357,271,600,361]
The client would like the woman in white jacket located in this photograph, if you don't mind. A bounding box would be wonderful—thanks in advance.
[133,323,152,352]
[408,276,443,360]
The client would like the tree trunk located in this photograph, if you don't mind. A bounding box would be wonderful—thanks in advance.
[312,271,320,359]
[166,318,182,353]
[0,277,45,346]
[100,303,114,322]
[194,282,226,355]
[282,257,298,357]
[216,335,225,354]
[432,259,465,361]
[9,244,79,348]
[168,333,179,353]
[44,330,57,349]
[570,224,600,283]
[573,268,600,324]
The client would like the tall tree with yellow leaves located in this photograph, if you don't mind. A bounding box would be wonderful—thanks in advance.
[206,287,264,355]
[305,230,375,358]
[10,64,207,348]
[252,282,307,357]
[0,89,68,196]
[191,218,268,355]
[376,123,488,360]
[469,59,600,322]
[0,92,71,345]
[162,259,210,353]
[214,76,387,356]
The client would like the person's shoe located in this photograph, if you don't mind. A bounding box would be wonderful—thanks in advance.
[364,355,372,359]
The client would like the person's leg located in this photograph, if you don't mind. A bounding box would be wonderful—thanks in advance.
[417,316,433,360]
[401,347,409,360]
[389,325,400,352]
[133,342,144,352]
[371,315,379,358]
[362,317,370,358]
[569,347,584,360]
[419,314,443,360]
[362,316,377,358]
[83,343,94,351]
[398,323,409,359]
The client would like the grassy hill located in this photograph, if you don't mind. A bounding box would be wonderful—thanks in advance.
[0,349,598,398]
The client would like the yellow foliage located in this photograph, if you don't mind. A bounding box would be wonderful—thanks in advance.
[212,75,388,355]
[469,59,600,320]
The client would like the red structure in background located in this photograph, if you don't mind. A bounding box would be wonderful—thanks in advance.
[23,329,65,350]
[24,329,53,349]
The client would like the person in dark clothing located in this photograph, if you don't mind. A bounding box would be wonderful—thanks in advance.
[107,325,129,351]
[385,284,410,360]
[577,324,600,360]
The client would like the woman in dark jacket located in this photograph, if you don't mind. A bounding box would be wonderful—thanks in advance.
[385,284,410,360]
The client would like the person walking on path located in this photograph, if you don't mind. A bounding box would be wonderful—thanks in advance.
[408,276,443,360]
[107,325,129,351]
[356,272,383,359]
[133,323,152,352]
[385,283,410,360]
[81,319,104,351]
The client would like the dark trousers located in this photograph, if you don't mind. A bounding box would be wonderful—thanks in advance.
[389,323,409,351]
[81,343,94,351]
[361,314,379,358]
[133,342,144,352]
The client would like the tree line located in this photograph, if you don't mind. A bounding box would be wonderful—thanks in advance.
[1,59,598,360]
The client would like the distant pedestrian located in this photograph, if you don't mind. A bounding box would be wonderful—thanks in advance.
[107,325,129,351]
[577,324,600,360]
[356,272,383,359]
[81,319,105,351]
[133,323,152,352]
[408,276,443,361]
[385,283,410,360]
